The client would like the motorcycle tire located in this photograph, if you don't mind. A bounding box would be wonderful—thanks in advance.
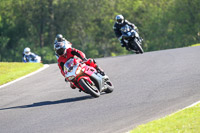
[104,79,114,93]
[79,78,100,98]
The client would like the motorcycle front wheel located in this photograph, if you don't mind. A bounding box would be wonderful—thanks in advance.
[135,38,144,54]
[79,78,100,98]
[131,38,144,54]
[104,79,114,93]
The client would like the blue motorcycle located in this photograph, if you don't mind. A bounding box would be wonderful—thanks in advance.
[121,24,144,54]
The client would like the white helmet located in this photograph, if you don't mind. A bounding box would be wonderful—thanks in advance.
[115,15,124,24]
[24,47,31,55]
[54,42,67,56]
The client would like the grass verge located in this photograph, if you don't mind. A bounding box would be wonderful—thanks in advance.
[190,43,200,47]
[0,62,43,85]
[129,103,200,133]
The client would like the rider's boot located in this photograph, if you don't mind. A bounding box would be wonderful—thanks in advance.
[121,41,130,51]
[125,45,130,51]
[70,82,76,89]
[65,78,76,89]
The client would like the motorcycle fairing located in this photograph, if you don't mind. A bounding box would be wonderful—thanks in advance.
[64,58,110,93]
[89,73,109,92]
[77,76,93,85]
[81,65,96,77]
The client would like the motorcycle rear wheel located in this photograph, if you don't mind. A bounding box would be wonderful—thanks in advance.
[79,78,100,98]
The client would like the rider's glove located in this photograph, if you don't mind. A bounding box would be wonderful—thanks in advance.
[134,26,139,32]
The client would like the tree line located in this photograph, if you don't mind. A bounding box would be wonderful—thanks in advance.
[0,0,199,63]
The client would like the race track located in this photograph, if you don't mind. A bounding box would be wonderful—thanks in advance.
[0,46,200,133]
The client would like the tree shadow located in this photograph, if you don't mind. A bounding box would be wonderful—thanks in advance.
[0,95,92,111]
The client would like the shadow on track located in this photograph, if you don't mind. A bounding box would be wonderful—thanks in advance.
[0,95,92,111]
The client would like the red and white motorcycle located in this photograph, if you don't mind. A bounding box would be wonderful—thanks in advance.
[64,58,114,98]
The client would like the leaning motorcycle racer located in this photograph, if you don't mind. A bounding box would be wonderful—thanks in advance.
[113,14,138,50]
[54,42,105,89]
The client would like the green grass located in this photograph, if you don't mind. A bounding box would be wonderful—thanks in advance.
[0,62,43,85]
[130,103,200,133]
[190,43,200,47]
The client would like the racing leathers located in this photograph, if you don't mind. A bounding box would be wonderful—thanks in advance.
[113,20,138,50]
[57,48,104,89]
[58,48,86,77]
[22,52,40,63]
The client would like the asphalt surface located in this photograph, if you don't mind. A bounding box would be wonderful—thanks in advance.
[0,46,200,133]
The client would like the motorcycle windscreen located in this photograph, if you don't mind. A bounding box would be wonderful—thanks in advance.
[64,58,74,73]
[120,24,131,33]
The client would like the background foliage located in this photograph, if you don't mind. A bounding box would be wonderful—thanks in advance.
[0,0,200,63]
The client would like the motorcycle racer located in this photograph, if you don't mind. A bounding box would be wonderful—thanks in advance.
[113,15,138,50]
[22,47,41,63]
[54,42,105,89]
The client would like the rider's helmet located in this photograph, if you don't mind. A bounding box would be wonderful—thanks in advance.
[115,15,124,25]
[56,34,63,42]
[54,42,67,56]
[24,47,31,55]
